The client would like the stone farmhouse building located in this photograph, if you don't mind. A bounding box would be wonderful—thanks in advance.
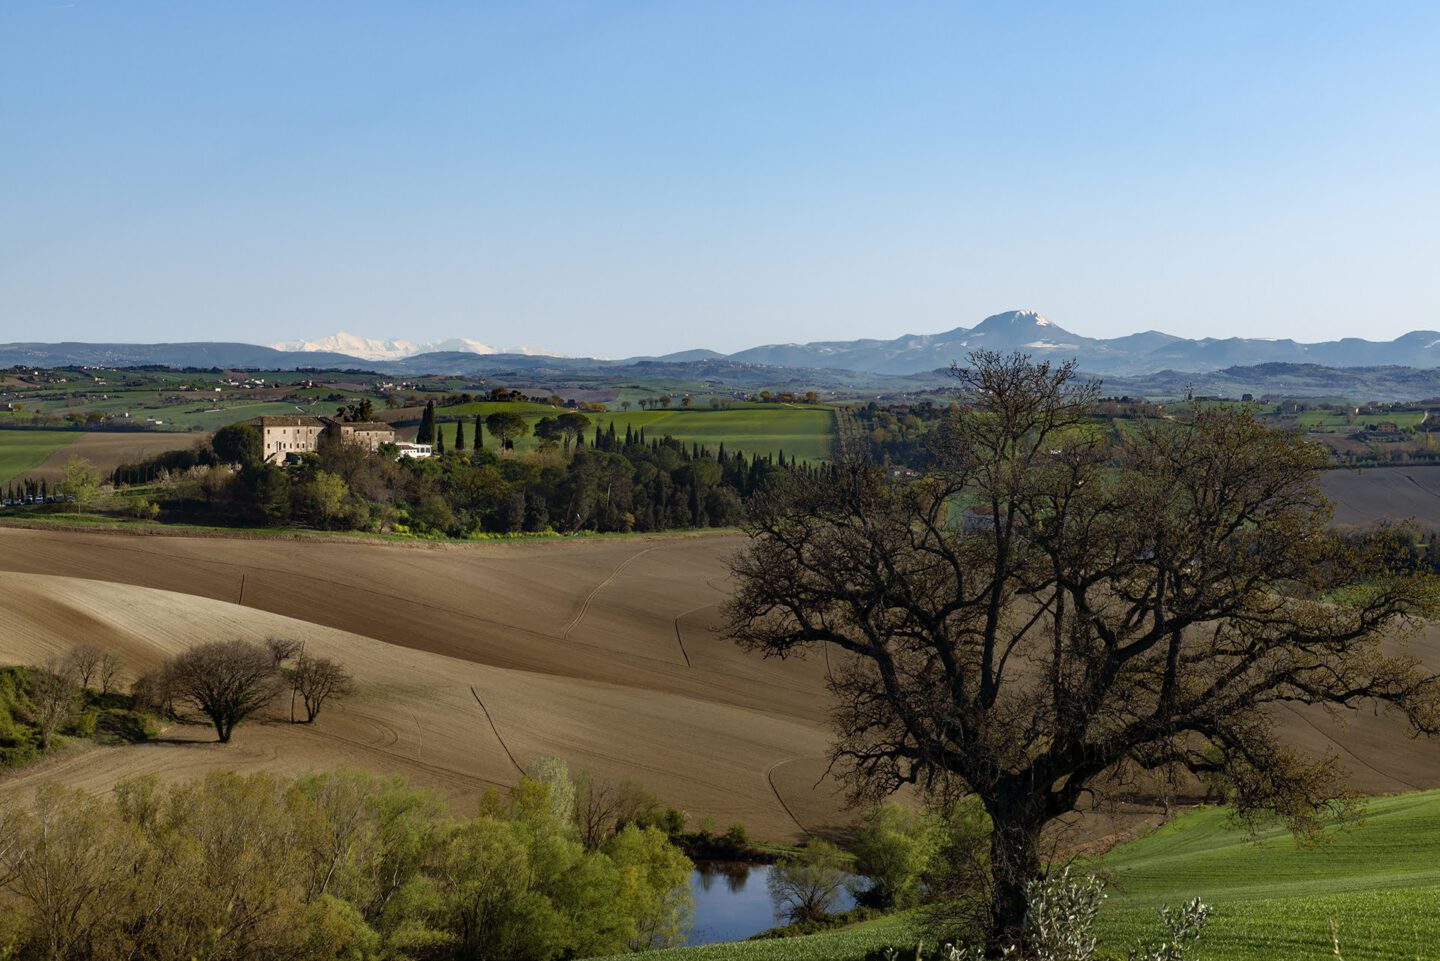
[248,415,397,464]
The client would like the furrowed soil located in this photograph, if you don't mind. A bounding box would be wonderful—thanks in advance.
[1321,465,1440,527]
[0,529,839,837]
[3,527,1440,842]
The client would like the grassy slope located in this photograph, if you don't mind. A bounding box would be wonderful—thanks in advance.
[596,792,1440,961]
[154,399,330,431]
[1091,792,1440,960]
[0,430,79,483]
[1295,410,1426,431]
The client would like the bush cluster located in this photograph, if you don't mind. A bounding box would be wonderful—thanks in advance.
[0,768,694,961]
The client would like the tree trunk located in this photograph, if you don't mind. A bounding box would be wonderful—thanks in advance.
[987,807,1043,954]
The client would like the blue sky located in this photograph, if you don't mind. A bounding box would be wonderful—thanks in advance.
[3,2,1438,356]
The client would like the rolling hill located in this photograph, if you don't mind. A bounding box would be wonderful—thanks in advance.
[5,526,1440,849]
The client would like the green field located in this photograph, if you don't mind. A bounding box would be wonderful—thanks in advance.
[159,400,330,431]
[1294,409,1427,432]
[1090,792,1440,960]
[437,400,575,419]
[434,404,837,463]
[591,913,915,961]
[0,430,79,483]
[594,792,1440,961]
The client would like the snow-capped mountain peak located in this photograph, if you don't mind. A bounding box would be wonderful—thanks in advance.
[269,332,557,362]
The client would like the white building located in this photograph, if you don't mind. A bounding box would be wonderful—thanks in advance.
[248,416,397,464]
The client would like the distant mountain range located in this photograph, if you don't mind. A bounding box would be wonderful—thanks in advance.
[268,333,560,362]
[4,311,1440,386]
[724,310,1440,374]
[252,311,1440,376]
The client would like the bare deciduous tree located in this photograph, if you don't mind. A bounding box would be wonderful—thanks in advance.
[168,640,281,742]
[726,351,1440,949]
[97,650,123,697]
[62,643,103,690]
[29,658,80,750]
[767,839,849,923]
[575,772,623,850]
[265,636,302,667]
[130,665,177,718]
[290,654,353,723]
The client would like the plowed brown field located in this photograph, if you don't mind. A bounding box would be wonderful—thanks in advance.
[2,527,1439,842]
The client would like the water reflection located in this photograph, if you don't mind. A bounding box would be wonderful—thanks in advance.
[686,861,858,946]
[694,860,752,894]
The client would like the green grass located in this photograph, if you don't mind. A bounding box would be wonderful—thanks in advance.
[137,399,339,431]
[588,912,915,961]
[597,793,1440,961]
[438,400,572,417]
[0,429,79,482]
[1089,792,1440,960]
[1294,410,1427,432]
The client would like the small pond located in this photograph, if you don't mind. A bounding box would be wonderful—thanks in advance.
[686,861,859,946]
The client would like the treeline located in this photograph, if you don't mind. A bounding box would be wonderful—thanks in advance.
[0,765,693,961]
[1336,523,1440,574]
[113,422,818,536]
[840,401,952,469]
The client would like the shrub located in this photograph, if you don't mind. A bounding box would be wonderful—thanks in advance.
[722,822,751,851]
[62,709,98,739]
[851,802,942,908]
[0,768,697,961]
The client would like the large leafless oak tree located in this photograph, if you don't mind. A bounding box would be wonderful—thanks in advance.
[725,351,1440,949]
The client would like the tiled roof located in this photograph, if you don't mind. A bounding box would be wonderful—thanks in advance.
[250,416,325,427]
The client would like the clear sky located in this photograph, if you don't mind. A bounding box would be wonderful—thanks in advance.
[3,2,1438,357]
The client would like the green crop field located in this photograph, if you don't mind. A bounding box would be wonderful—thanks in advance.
[591,913,915,961]
[1294,409,1427,432]
[433,404,837,463]
[160,400,330,431]
[1090,791,1440,960]
[599,407,835,463]
[0,430,80,483]
[597,792,1440,961]
[437,401,575,419]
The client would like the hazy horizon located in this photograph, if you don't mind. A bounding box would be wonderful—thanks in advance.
[4,2,1439,356]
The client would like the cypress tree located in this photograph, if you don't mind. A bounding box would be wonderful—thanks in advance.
[454,418,466,450]
[435,424,445,454]
[474,414,483,449]
[418,400,436,443]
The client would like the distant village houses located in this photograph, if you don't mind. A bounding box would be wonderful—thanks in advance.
[248,415,398,464]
